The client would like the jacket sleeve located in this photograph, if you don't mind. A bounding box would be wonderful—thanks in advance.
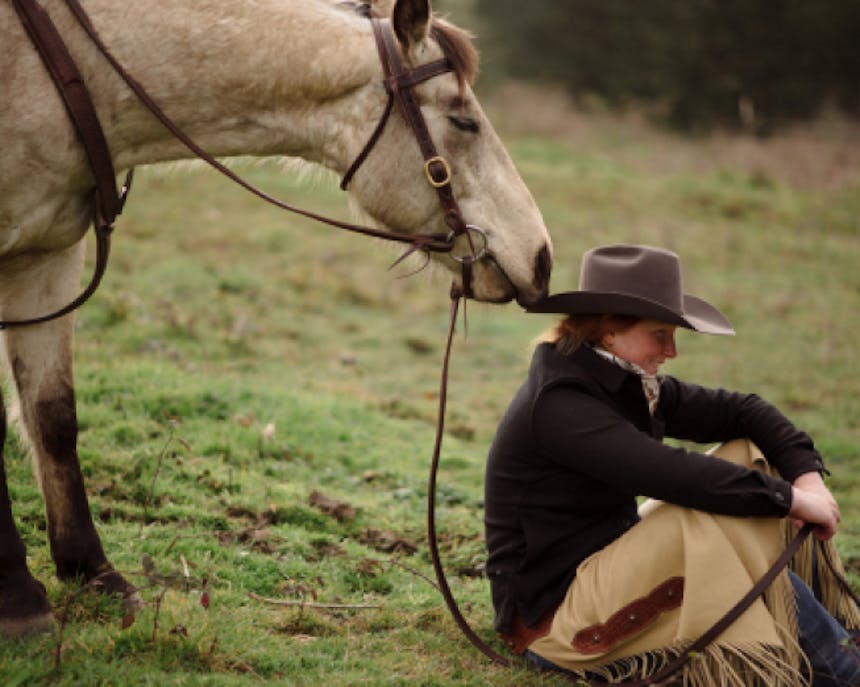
[532,385,793,517]
[659,376,825,482]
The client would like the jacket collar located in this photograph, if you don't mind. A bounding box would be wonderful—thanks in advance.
[532,342,630,393]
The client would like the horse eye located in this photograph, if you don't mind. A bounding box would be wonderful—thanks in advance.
[447,115,480,133]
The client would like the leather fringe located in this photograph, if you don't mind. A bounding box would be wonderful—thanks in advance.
[787,524,860,632]
[567,642,806,687]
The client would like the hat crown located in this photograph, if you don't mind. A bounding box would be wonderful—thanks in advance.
[525,243,734,336]
[579,245,683,312]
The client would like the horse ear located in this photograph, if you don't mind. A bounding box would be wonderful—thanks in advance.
[392,0,431,52]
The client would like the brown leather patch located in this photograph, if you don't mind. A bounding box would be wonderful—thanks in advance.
[499,608,556,655]
[571,576,684,655]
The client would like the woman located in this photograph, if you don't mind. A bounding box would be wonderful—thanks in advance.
[484,244,860,686]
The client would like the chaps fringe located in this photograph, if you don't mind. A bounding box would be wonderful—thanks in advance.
[787,524,860,632]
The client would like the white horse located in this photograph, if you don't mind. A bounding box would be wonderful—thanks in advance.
[0,0,552,634]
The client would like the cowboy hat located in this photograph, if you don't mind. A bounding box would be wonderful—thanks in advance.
[526,244,735,335]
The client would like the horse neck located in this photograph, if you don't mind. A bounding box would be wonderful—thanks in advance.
[73,0,379,172]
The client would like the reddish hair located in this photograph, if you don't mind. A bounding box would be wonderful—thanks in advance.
[549,314,640,355]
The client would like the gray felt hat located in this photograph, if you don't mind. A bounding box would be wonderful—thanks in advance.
[526,244,735,335]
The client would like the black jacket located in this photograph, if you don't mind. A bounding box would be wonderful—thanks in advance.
[484,343,824,633]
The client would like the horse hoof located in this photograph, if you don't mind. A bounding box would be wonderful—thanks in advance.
[89,567,143,610]
[0,611,55,637]
[122,588,145,612]
[0,576,55,637]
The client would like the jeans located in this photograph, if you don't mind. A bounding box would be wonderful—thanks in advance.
[524,573,860,686]
[791,570,860,686]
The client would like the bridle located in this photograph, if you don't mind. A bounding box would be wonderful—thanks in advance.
[343,18,489,294]
[4,0,487,329]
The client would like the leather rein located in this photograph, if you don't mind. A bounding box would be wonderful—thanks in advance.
[4,0,485,329]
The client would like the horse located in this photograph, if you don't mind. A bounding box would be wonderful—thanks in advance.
[0,0,552,635]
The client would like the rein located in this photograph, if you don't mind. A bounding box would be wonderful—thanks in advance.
[5,0,484,328]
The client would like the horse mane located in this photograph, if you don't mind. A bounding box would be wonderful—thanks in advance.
[430,19,479,89]
[341,2,479,89]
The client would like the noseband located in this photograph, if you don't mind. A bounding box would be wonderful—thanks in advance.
[4,1,485,328]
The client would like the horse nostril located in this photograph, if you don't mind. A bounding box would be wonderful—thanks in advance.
[534,244,552,295]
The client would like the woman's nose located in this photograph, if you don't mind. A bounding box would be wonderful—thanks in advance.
[665,337,677,358]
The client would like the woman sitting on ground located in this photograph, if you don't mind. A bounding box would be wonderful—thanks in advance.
[484,244,860,686]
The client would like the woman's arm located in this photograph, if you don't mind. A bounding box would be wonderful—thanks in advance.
[533,386,793,517]
[661,377,825,481]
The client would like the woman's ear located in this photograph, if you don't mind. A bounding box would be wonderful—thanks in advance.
[392,0,431,53]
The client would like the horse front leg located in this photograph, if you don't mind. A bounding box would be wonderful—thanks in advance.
[1,242,140,619]
[0,389,54,636]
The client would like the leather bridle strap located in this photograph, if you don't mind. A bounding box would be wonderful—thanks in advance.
[341,19,482,297]
[3,0,132,330]
[374,19,468,238]
[339,93,395,193]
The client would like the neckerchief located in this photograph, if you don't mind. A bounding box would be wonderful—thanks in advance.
[592,346,661,415]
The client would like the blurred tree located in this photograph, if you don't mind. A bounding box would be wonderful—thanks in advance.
[473,0,860,132]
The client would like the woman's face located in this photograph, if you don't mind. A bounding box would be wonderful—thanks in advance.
[604,319,677,375]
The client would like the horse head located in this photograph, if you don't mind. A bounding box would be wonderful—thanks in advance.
[339,0,553,306]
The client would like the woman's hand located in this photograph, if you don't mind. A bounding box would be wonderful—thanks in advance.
[789,471,841,541]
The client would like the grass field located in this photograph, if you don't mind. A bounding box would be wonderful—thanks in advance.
[2,97,859,685]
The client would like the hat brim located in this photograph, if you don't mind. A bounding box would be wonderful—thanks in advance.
[525,291,735,336]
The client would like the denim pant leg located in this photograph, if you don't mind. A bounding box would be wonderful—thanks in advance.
[523,649,566,672]
[791,570,860,686]
[523,649,621,681]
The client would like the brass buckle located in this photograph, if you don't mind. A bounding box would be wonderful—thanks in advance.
[424,156,451,188]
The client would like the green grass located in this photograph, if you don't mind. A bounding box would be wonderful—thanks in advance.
[2,110,859,685]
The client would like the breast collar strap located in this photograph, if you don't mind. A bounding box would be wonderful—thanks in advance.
[4,0,132,330]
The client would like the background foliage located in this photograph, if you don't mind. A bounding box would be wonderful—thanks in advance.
[454,0,860,132]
